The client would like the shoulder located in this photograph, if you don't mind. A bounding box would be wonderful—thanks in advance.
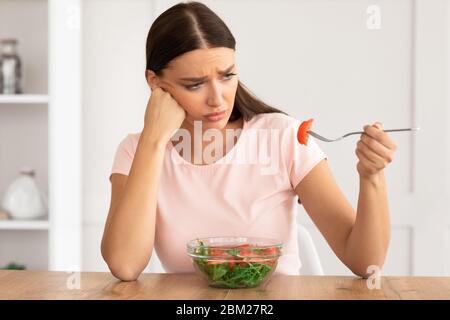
[116,131,142,156]
[111,131,142,176]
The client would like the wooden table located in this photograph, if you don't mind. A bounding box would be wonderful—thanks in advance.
[1,270,450,300]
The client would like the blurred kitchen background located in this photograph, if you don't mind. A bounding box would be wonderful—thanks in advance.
[0,0,448,276]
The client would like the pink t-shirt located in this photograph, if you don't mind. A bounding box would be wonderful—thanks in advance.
[111,113,327,275]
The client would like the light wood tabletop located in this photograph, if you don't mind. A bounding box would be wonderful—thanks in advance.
[1,270,450,300]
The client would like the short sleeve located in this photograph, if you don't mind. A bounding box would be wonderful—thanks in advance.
[282,119,328,190]
[111,134,138,177]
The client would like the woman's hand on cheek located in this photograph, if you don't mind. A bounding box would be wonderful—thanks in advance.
[144,84,186,143]
[355,122,397,181]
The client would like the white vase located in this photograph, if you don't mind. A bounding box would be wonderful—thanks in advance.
[1,167,46,220]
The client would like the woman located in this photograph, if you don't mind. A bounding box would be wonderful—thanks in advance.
[101,1,397,281]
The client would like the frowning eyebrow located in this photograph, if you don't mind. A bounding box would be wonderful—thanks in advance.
[178,64,235,82]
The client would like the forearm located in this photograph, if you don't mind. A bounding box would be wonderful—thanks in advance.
[102,130,166,276]
[344,172,391,277]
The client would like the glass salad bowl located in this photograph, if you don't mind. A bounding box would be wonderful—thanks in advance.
[187,236,283,289]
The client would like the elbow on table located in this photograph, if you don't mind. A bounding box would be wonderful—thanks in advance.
[349,262,385,279]
[351,269,370,279]
[108,263,142,282]
[101,250,144,281]
[100,241,152,281]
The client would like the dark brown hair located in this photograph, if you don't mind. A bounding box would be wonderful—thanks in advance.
[145,1,287,122]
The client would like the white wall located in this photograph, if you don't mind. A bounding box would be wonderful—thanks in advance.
[81,0,450,275]
[81,0,153,271]
[447,0,450,276]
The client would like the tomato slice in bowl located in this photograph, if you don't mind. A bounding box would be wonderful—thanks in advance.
[202,243,280,271]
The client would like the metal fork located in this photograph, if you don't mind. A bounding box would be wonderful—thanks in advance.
[308,127,421,142]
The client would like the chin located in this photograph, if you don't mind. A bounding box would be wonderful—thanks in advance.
[203,119,228,130]
[188,112,230,130]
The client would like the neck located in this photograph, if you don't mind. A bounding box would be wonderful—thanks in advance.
[175,117,244,165]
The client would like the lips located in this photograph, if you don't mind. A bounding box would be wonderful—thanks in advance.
[204,110,227,122]
[204,110,226,117]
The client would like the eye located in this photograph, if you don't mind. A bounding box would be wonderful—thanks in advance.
[185,83,202,91]
[184,73,237,91]
[223,72,237,80]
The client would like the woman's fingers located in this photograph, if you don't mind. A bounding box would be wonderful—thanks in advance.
[363,123,397,151]
[356,139,387,170]
[355,122,398,177]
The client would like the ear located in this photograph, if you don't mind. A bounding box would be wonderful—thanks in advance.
[145,69,160,91]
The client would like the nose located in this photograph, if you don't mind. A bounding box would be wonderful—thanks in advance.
[206,81,224,108]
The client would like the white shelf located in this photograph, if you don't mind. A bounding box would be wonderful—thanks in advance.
[0,0,82,271]
[0,94,49,104]
[0,219,49,230]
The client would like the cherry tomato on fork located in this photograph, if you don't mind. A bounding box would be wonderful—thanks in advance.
[297,119,314,146]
